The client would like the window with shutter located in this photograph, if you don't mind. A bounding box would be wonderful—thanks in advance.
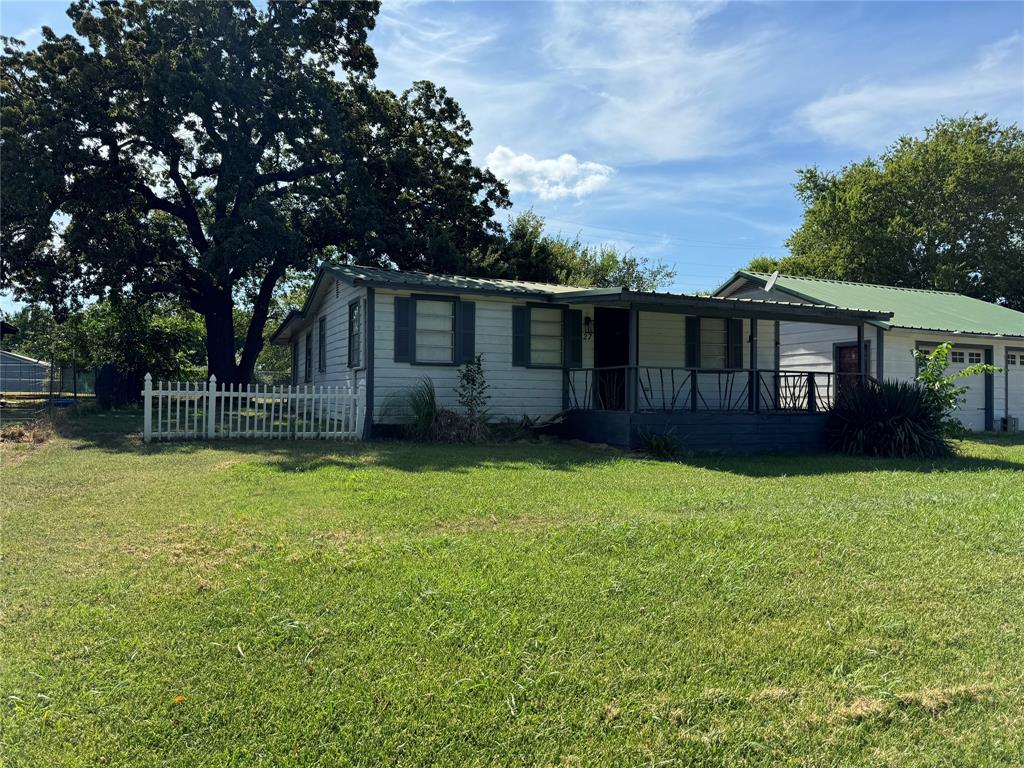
[318,317,327,372]
[348,300,362,368]
[530,307,563,367]
[415,299,456,363]
[304,332,313,382]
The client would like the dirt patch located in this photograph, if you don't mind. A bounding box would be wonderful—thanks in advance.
[838,697,890,722]
[750,687,800,703]
[1,422,52,444]
[897,684,994,715]
[309,530,369,550]
[426,514,568,537]
[837,684,994,723]
[600,700,622,722]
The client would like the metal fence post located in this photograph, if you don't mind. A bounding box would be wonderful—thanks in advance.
[143,373,153,442]
[207,375,217,439]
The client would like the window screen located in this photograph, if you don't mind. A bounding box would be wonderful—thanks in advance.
[415,299,455,363]
[530,307,563,367]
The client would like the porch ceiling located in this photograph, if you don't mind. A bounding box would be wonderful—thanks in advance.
[559,289,892,326]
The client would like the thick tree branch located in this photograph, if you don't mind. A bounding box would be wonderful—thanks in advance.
[236,260,287,377]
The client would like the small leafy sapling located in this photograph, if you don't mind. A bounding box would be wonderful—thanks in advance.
[913,342,998,435]
[456,354,490,442]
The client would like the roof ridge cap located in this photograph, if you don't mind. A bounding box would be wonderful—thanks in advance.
[748,271,961,296]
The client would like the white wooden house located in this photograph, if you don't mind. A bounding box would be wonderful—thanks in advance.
[715,271,1024,432]
[270,264,891,451]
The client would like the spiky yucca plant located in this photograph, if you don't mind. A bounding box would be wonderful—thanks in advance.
[826,379,951,458]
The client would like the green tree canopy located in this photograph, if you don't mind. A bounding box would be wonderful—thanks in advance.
[4,296,206,380]
[757,116,1024,309]
[476,211,676,291]
[1,0,509,382]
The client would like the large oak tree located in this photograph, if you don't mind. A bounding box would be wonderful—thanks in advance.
[1,0,509,382]
[752,116,1024,310]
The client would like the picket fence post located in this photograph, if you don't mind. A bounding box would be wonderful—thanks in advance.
[206,375,217,439]
[143,373,153,443]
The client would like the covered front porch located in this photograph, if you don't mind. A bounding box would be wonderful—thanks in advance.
[555,290,890,452]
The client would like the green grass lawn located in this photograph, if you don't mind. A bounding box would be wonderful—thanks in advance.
[3,409,1024,766]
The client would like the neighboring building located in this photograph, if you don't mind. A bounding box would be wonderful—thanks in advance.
[715,272,1024,432]
[271,264,889,451]
[1,350,51,394]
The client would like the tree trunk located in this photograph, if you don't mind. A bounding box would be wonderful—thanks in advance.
[203,293,240,384]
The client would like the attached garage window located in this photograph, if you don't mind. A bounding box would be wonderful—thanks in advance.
[1009,353,1018,365]
[951,350,965,364]
[415,299,456,364]
[530,307,564,367]
[968,351,982,365]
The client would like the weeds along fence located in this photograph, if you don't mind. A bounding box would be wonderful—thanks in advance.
[142,374,363,442]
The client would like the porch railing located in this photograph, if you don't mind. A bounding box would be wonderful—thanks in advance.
[566,367,859,414]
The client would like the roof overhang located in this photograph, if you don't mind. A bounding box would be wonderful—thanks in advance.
[561,288,892,326]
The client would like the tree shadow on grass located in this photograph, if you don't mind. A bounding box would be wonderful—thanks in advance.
[56,407,1024,477]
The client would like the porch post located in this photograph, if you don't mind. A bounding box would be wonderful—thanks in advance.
[627,305,639,412]
[856,323,866,378]
[748,319,758,412]
[876,327,885,380]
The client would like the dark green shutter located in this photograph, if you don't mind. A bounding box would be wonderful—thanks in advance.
[565,309,583,368]
[394,297,412,362]
[457,301,476,363]
[685,316,700,367]
[727,318,744,368]
[512,306,529,367]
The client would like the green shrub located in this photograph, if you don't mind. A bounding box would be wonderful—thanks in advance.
[403,378,438,441]
[913,342,998,437]
[456,354,490,443]
[638,429,682,460]
[826,378,951,458]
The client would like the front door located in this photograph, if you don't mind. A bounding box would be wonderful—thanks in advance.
[594,307,630,409]
[835,342,866,396]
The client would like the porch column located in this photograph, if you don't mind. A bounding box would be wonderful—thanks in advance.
[857,324,866,377]
[748,319,758,412]
[876,327,885,380]
[627,305,639,412]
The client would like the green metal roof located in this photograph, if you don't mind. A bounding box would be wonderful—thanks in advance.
[271,263,893,343]
[324,263,590,296]
[728,271,1024,338]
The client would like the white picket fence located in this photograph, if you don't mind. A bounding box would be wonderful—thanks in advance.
[142,374,363,442]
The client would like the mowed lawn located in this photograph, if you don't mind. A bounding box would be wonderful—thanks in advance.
[3,411,1024,767]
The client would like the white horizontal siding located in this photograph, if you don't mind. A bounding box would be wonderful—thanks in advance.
[884,328,1001,432]
[778,322,858,373]
[284,278,366,392]
[374,290,576,422]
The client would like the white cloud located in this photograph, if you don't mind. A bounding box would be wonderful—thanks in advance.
[797,34,1024,148]
[539,2,778,163]
[485,146,614,200]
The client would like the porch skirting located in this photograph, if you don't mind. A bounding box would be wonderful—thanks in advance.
[561,410,829,454]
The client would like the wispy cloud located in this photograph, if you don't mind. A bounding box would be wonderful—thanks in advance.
[797,33,1024,148]
[485,146,614,200]
[540,2,777,163]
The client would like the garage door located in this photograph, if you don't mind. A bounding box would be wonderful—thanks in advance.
[1007,349,1024,430]
[948,349,987,431]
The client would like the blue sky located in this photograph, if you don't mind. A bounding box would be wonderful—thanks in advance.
[1,1,1021,311]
